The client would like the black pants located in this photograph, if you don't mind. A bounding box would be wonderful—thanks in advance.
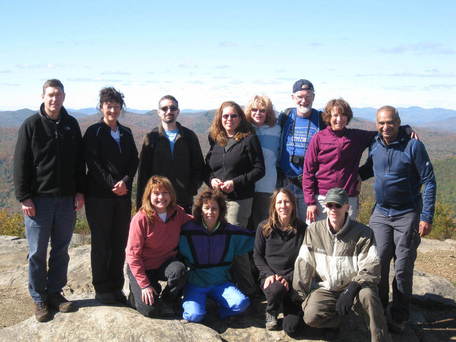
[86,196,132,294]
[261,278,303,335]
[127,258,186,317]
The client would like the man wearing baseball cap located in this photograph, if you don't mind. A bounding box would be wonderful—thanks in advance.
[293,188,390,341]
[277,79,326,220]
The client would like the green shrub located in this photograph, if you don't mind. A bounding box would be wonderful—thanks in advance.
[429,201,456,240]
[0,209,25,237]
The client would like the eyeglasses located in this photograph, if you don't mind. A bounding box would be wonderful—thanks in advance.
[251,108,266,113]
[160,106,178,112]
[222,114,239,120]
[326,203,342,209]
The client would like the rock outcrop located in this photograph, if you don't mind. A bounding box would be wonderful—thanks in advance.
[1,235,455,341]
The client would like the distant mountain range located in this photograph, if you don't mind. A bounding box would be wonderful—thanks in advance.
[1,107,456,132]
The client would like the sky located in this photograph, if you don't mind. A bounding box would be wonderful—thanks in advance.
[1,0,455,111]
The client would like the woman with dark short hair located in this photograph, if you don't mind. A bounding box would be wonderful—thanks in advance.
[84,87,138,305]
[179,189,253,323]
[205,101,265,296]
[253,188,306,335]
[125,176,191,317]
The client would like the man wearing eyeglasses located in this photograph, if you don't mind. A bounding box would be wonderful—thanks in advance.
[278,79,326,220]
[137,95,204,213]
[293,187,390,341]
[359,106,436,334]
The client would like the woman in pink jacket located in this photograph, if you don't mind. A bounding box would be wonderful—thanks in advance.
[125,176,191,317]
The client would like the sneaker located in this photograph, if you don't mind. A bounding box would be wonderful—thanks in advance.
[48,293,75,313]
[34,301,51,322]
[95,292,117,305]
[265,312,279,330]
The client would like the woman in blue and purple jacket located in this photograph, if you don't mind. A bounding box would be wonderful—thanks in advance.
[179,189,254,323]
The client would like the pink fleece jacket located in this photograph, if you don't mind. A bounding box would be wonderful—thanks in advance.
[125,206,191,288]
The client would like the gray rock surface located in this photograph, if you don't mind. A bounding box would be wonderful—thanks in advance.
[0,235,455,341]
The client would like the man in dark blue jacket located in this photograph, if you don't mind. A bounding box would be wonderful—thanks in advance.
[360,106,436,334]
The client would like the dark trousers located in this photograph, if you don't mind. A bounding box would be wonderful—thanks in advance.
[261,279,302,335]
[249,192,272,231]
[369,209,421,323]
[127,258,186,317]
[86,196,132,294]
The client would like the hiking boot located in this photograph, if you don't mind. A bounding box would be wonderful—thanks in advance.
[95,292,117,305]
[265,312,279,330]
[34,301,51,322]
[48,293,75,313]
[386,309,406,334]
[160,300,178,317]
[324,327,340,341]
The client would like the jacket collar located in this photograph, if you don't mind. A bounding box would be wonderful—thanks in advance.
[39,103,69,123]
[157,121,183,136]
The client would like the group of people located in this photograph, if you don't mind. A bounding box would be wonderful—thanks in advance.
[13,78,436,341]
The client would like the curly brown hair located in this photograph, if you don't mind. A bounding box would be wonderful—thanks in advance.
[140,176,176,221]
[322,98,353,126]
[192,188,227,225]
[209,101,255,146]
[245,95,276,127]
[261,188,297,237]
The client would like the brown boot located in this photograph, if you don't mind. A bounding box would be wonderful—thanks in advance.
[48,293,75,313]
[34,302,51,322]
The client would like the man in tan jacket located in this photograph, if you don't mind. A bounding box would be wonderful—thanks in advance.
[293,187,391,342]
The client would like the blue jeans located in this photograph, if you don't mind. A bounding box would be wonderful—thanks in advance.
[182,282,250,322]
[24,196,76,303]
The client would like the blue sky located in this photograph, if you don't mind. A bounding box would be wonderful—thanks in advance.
[1,0,455,111]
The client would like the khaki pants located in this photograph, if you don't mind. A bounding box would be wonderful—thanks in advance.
[226,198,257,296]
[302,287,391,342]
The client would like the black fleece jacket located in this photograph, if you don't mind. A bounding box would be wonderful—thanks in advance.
[83,120,139,198]
[253,219,306,282]
[14,105,85,202]
[136,122,204,209]
[205,133,265,201]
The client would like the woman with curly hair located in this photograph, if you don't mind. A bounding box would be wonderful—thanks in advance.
[179,189,253,322]
[253,188,306,335]
[125,176,192,317]
[205,100,265,295]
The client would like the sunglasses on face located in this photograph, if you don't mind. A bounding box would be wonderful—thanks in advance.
[160,106,178,112]
[251,108,266,113]
[326,203,342,209]
[222,114,239,120]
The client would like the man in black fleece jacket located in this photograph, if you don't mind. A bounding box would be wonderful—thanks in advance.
[13,79,85,322]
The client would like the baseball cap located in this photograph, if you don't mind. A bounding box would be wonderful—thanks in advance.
[293,79,314,93]
[324,187,348,206]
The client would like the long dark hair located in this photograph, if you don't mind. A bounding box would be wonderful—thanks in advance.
[261,188,297,237]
